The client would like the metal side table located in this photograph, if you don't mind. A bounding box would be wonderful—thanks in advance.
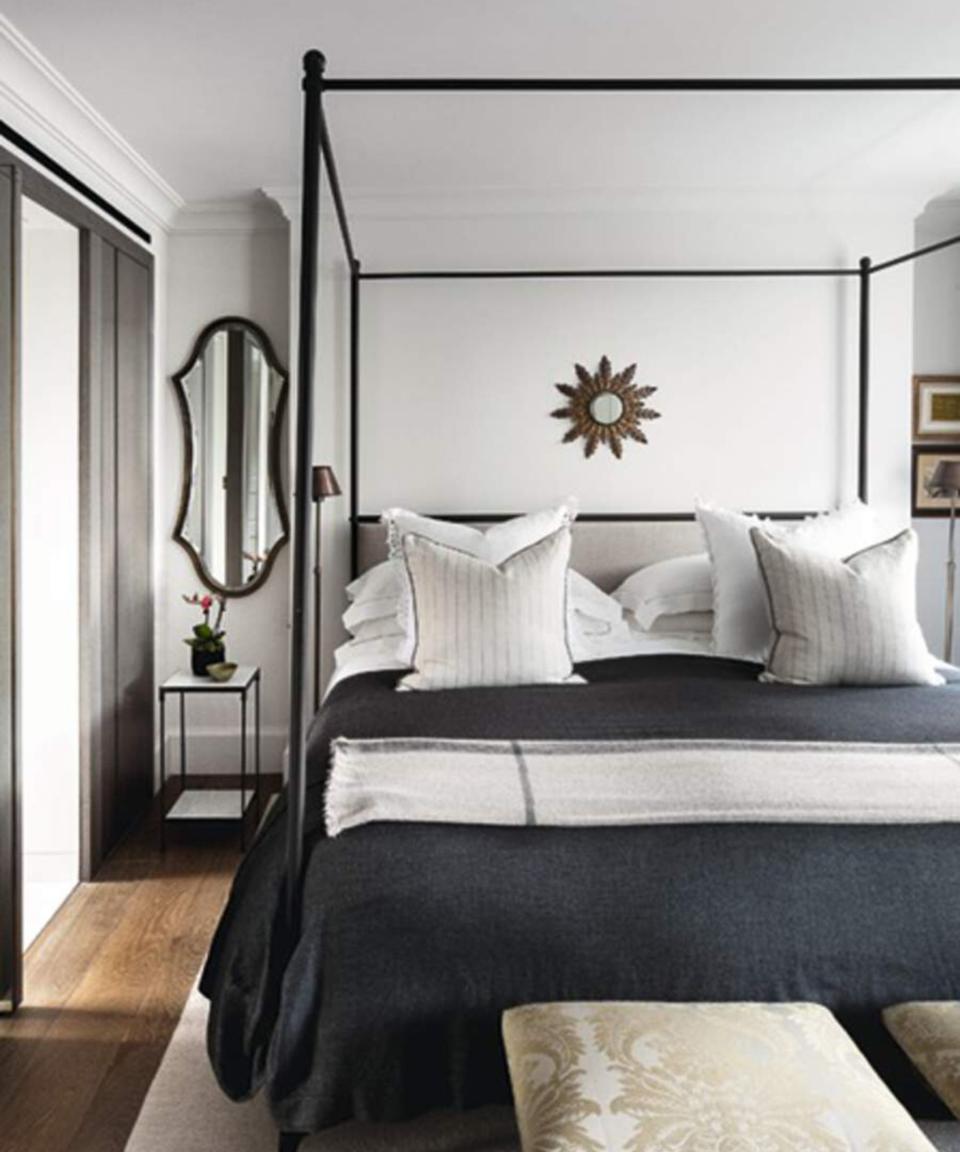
[159,665,261,849]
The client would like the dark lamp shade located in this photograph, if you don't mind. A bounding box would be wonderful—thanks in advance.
[312,464,342,501]
[927,459,960,497]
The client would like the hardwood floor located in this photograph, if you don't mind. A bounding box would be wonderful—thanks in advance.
[0,791,257,1152]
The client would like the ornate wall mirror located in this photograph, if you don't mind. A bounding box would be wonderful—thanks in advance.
[172,317,289,596]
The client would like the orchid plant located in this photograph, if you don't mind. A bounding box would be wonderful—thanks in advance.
[183,591,227,655]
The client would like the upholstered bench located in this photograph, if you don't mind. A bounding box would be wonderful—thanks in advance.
[887,1003,960,1120]
[502,1001,937,1151]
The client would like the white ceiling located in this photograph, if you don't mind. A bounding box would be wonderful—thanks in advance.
[5,0,960,208]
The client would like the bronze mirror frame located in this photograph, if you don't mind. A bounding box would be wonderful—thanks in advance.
[171,316,290,598]
[552,355,661,459]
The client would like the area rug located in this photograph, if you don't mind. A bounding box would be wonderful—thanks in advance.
[124,980,519,1152]
[126,981,960,1152]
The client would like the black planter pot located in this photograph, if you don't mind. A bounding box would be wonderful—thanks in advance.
[191,645,226,677]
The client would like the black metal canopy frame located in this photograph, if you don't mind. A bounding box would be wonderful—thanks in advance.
[284,49,960,934]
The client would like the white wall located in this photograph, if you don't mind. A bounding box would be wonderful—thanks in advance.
[362,275,844,513]
[159,214,290,774]
[274,194,352,703]
[315,207,352,689]
[359,204,914,523]
[288,195,920,678]
[913,200,960,657]
[20,202,80,940]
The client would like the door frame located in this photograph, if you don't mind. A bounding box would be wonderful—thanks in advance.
[0,161,22,1013]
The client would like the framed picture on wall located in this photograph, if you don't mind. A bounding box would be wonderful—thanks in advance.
[913,375,960,442]
[913,446,960,516]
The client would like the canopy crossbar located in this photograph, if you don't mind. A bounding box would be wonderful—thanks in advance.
[284,48,960,937]
[323,77,960,92]
[360,267,861,280]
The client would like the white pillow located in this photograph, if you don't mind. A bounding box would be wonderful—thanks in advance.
[383,505,578,663]
[342,592,401,632]
[646,609,714,636]
[569,566,622,622]
[752,528,942,686]
[345,561,397,604]
[613,553,713,629]
[345,578,616,646]
[346,615,405,643]
[696,500,879,662]
[400,528,574,690]
[383,503,577,566]
[345,555,624,651]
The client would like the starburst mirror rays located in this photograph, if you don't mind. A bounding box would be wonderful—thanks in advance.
[551,356,660,458]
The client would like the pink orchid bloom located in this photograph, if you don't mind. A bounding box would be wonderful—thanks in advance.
[200,594,214,612]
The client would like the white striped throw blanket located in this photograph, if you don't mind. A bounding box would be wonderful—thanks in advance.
[325,737,960,837]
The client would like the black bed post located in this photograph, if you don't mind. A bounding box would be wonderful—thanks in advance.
[350,258,360,578]
[285,48,325,937]
[857,255,871,504]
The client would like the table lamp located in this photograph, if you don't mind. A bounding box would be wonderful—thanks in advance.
[311,465,341,711]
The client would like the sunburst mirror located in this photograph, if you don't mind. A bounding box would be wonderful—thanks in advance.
[551,356,660,458]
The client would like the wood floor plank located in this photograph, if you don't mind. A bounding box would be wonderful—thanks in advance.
[0,879,140,1102]
[67,850,236,1152]
[0,799,244,1152]
[0,875,194,1150]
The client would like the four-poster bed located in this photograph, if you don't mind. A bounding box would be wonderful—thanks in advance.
[286,48,960,932]
[199,51,960,1148]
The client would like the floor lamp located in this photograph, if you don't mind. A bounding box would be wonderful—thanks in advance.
[927,459,960,663]
[311,465,341,712]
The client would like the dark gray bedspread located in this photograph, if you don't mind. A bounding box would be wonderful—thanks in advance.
[200,656,960,1132]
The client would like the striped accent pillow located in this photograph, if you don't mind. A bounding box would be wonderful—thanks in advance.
[400,527,574,690]
[751,527,942,686]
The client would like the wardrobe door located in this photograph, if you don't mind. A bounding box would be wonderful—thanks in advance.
[114,250,153,833]
[80,240,153,872]
[79,233,118,871]
[0,164,22,1011]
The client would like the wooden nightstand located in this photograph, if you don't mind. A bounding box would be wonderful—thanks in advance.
[158,665,261,849]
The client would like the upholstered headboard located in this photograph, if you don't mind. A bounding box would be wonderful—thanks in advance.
[356,519,711,592]
[356,515,813,591]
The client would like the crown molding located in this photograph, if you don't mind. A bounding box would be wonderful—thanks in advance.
[0,15,183,236]
[172,196,288,235]
[262,182,929,224]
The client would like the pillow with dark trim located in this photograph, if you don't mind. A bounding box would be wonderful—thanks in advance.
[751,527,941,686]
[399,527,574,690]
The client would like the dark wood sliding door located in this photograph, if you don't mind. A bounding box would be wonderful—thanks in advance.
[114,251,153,840]
[0,163,22,1011]
[79,232,116,870]
[80,237,154,872]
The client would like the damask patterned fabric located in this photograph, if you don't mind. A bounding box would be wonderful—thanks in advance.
[886,1003,960,1120]
[503,1001,936,1152]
